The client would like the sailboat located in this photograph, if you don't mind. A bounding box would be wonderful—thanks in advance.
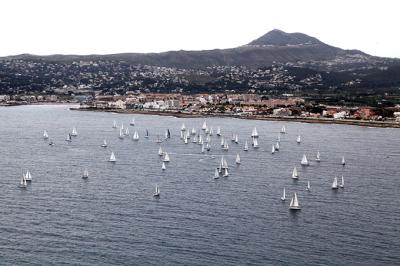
[289,193,301,210]
[231,133,236,142]
[235,154,241,164]
[271,145,275,154]
[132,131,139,141]
[118,128,124,139]
[145,129,149,138]
[234,134,239,144]
[24,170,32,182]
[153,184,160,197]
[296,135,301,143]
[223,168,229,177]
[112,120,117,128]
[280,125,286,134]
[101,139,107,147]
[214,168,220,179]
[163,152,170,162]
[43,130,49,140]
[275,142,280,151]
[191,128,196,135]
[71,127,78,136]
[220,138,225,147]
[332,176,339,189]
[158,146,163,156]
[201,144,205,153]
[216,127,221,136]
[253,138,259,149]
[167,129,171,139]
[306,181,311,191]
[156,135,163,143]
[292,167,298,179]
[316,151,321,162]
[340,176,344,188]
[192,135,198,143]
[82,168,89,179]
[301,154,309,166]
[209,127,213,136]
[109,152,116,162]
[244,141,249,151]
[281,188,286,201]
[124,128,130,136]
[277,135,281,142]
[222,141,229,151]
[130,118,135,126]
[341,156,346,165]
[202,121,207,130]
[181,123,186,132]
[184,136,188,144]
[162,162,166,171]
[206,142,211,151]
[251,127,259,138]
[19,173,27,188]
[65,133,72,142]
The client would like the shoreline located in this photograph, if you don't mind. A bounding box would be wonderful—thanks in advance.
[70,107,400,128]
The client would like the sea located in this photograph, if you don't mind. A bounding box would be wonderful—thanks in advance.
[0,105,399,265]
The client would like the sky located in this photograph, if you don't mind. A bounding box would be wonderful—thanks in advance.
[0,0,399,58]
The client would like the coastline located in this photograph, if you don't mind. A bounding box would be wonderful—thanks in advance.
[70,107,400,128]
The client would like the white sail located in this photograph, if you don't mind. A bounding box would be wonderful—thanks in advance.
[316,151,321,162]
[71,127,78,136]
[184,137,188,144]
[158,146,163,156]
[43,130,49,139]
[112,120,117,128]
[281,188,286,201]
[154,184,160,197]
[201,144,205,153]
[82,168,89,178]
[271,145,275,154]
[292,167,298,179]
[235,154,241,164]
[251,127,259,138]
[289,192,300,210]
[235,134,239,144]
[340,176,344,188]
[209,127,213,136]
[296,135,301,143]
[214,168,220,179]
[244,141,249,151]
[281,125,286,134]
[101,139,107,147]
[20,173,27,188]
[109,152,116,162]
[66,134,72,142]
[130,118,135,126]
[162,162,166,170]
[119,128,124,139]
[163,152,170,162]
[181,123,186,131]
[253,138,259,148]
[191,128,196,135]
[206,142,211,151]
[306,181,311,191]
[25,170,32,181]
[275,142,280,150]
[202,121,207,130]
[220,137,225,147]
[341,156,346,165]
[277,135,281,142]
[132,131,139,141]
[124,128,130,136]
[223,168,229,177]
[216,127,221,136]
[301,154,309,166]
[332,176,339,189]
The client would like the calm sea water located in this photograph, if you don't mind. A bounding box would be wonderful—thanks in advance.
[0,105,399,265]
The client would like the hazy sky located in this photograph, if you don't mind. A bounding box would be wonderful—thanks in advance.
[1,0,398,57]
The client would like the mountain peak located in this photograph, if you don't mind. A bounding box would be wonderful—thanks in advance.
[248,29,323,46]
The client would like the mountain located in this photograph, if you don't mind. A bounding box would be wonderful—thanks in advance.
[2,29,399,72]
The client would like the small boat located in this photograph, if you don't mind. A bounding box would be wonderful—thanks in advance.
[341,156,346,165]
[244,141,249,151]
[112,120,117,128]
[193,135,198,143]
[165,129,171,139]
[214,168,220,179]
[109,152,116,162]
[24,170,32,182]
[71,127,78,136]
[158,146,163,156]
[271,145,275,154]
[301,154,309,166]
[49,141,55,146]
[281,188,286,201]
[220,138,225,147]
[316,151,321,162]
[145,129,149,138]
[235,154,241,164]
[280,125,286,134]
[19,173,27,189]
[277,135,281,142]
[163,152,170,162]
[124,128,130,136]
[162,162,166,171]
[202,121,207,130]
[253,138,259,149]
[340,176,344,188]
[65,134,72,142]
[251,127,259,138]
[289,192,301,210]
[184,137,188,144]
[234,134,239,144]
[223,168,229,177]
[132,131,139,141]
[209,127,213,136]
[216,127,221,136]
[296,135,301,143]
[332,176,339,189]
[43,130,49,140]
[292,167,298,179]
[222,142,229,151]
[181,123,186,131]
[306,181,311,191]
[118,128,124,139]
[153,184,160,197]
[231,134,236,142]
[101,139,107,148]
[82,168,89,179]
[130,118,135,126]
[191,128,196,135]
[201,144,205,153]
[156,135,163,143]
[206,143,211,151]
